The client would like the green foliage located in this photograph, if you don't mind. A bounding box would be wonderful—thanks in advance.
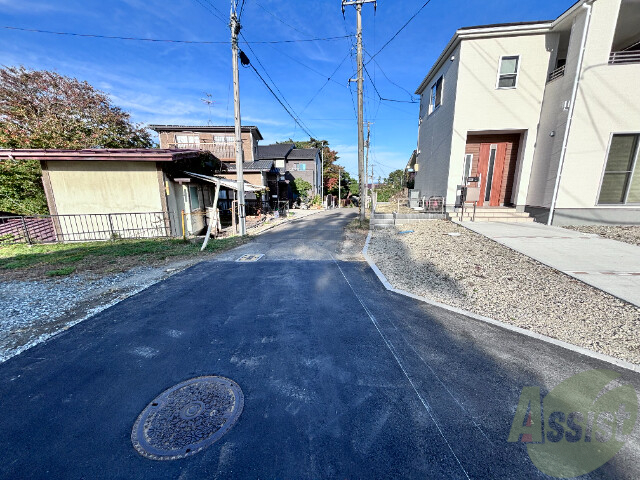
[310,195,322,206]
[292,178,312,199]
[0,157,48,214]
[0,66,154,214]
[374,169,406,202]
[46,266,76,277]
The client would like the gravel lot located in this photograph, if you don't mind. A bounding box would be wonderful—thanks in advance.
[368,220,640,365]
[0,260,199,363]
[564,225,640,247]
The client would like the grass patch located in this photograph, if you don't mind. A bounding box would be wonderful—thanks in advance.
[46,266,76,277]
[0,236,248,280]
[345,217,370,232]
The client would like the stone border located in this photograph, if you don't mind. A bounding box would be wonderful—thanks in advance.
[362,232,640,374]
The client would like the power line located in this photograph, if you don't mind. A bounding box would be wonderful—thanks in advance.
[300,50,352,114]
[240,35,315,137]
[255,1,311,38]
[365,48,416,101]
[240,41,316,138]
[238,0,247,20]
[366,0,434,65]
[0,26,352,44]
[246,61,315,138]
[193,0,227,24]
[254,41,350,90]
[363,63,418,104]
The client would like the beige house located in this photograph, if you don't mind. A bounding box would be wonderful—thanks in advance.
[414,0,640,225]
[0,149,234,240]
[151,125,263,165]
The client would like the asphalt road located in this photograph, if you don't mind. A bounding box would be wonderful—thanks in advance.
[1,209,638,479]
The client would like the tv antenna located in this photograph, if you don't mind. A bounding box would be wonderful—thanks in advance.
[201,93,214,125]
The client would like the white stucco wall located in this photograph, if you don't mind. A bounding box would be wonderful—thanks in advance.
[556,0,640,211]
[447,33,551,207]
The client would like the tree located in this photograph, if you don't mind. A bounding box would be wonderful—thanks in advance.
[375,169,406,202]
[0,66,154,214]
[292,178,312,199]
[279,137,343,196]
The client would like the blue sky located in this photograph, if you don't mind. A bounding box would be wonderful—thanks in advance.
[1,0,571,179]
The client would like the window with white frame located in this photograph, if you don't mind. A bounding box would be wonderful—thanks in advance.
[497,56,519,88]
[429,76,443,114]
[214,135,235,143]
[175,134,200,148]
[598,134,640,204]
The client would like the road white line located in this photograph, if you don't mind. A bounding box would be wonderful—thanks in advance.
[362,232,640,374]
[329,253,471,480]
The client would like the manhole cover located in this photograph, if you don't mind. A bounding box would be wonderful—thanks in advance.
[236,254,264,262]
[132,376,244,460]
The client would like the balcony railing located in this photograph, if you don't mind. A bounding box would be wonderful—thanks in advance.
[547,65,565,83]
[609,50,640,65]
[168,142,236,159]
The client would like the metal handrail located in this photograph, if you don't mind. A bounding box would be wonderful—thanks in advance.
[609,50,640,65]
[547,65,566,83]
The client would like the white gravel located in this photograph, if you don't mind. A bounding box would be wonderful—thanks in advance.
[0,262,196,363]
[368,220,640,365]
[564,225,640,247]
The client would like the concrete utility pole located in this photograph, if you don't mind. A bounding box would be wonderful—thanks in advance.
[231,1,246,235]
[343,0,376,221]
[338,165,341,208]
[364,121,371,204]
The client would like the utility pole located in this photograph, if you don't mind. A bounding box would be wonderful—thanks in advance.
[364,121,371,206]
[343,0,376,222]
[321,146,324,204]
[230,1,246,235]
[338,166,341,208]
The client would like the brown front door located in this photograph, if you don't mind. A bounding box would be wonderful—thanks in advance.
[476,143,507,207]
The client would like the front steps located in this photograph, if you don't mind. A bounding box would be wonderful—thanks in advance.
[450,207,534,223]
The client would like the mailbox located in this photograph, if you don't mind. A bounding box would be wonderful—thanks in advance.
[465,186,480,203]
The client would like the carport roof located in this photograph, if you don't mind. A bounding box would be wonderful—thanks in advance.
[0,148,204,162]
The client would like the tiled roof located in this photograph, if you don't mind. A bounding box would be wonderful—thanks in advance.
[257,143,294,159]
[286,148,319,160]
[228,160,275,171]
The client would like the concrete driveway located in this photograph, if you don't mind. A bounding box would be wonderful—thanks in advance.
[1,210,639,479]
[459,220,640,306]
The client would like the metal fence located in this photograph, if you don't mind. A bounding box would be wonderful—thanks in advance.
[0,212,171,244]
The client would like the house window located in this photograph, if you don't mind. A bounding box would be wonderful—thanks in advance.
[275,159,285,169]
[497,56,519,88]
[189,186,202,210]
[598,134,640,204]
[298,163,306,171]
[175,134,200,148]
[429,76,443,114]
[214,135,234,143]
[463,154,473,183]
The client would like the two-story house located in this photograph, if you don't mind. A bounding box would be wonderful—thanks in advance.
[414,0,640,225]
[151,125,263,166]
[258,144,322,198]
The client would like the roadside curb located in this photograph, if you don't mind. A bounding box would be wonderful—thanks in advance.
[362,231,640,374]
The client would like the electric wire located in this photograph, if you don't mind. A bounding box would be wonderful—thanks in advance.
[0,26,352,44]
[366,0,434,65]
